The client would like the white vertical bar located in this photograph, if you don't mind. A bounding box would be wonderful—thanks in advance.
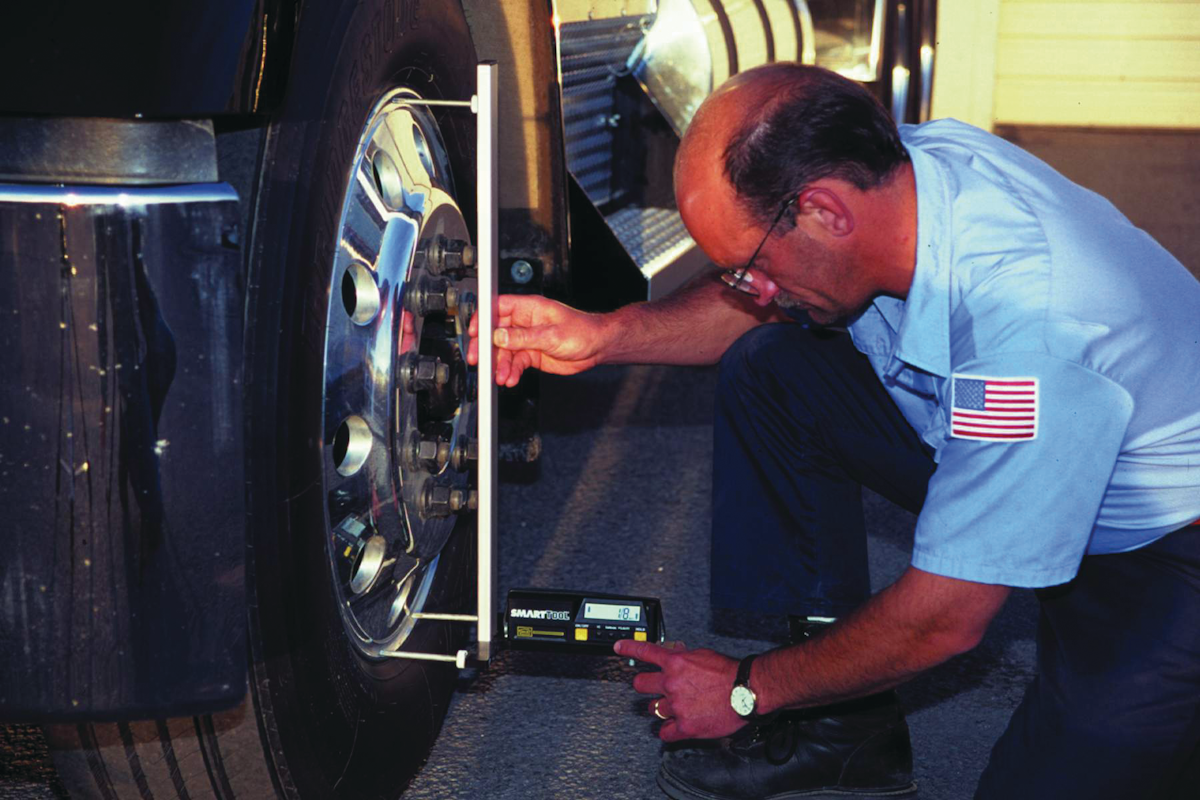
[475,61,499,663]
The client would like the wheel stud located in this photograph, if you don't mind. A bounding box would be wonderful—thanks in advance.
[451,436,478,472]
[450,488,478,513]
[420,481,478,518]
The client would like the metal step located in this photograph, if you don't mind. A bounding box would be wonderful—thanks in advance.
[606,205,710,300]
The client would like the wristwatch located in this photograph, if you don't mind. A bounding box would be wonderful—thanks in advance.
[729,653,764,720]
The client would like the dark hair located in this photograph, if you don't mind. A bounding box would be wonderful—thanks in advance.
[723,64,910,227]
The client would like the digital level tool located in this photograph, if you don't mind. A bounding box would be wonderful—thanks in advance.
[504,588,665,655]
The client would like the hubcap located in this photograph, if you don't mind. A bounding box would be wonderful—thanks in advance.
[321,89,477,657]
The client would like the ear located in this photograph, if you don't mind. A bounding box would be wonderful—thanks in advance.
[796,187,855,237]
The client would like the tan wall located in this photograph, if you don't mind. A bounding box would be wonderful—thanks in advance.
[932,0,1200,130]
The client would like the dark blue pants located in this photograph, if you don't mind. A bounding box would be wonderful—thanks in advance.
[711,324,1200,799]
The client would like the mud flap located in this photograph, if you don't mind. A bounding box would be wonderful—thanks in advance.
[0,184,246,721]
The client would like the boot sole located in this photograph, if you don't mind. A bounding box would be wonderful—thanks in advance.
[657,765,918,800]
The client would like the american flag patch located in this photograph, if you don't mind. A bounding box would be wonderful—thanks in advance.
[950,374,1039,442]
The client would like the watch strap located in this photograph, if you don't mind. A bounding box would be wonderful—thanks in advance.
[735,653,758,688]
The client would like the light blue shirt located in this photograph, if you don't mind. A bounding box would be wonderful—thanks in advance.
[846,119,1200,588]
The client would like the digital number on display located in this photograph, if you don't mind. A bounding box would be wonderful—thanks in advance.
[584,602,641,622]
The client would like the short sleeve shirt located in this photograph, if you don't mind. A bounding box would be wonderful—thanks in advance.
[845,119,1200,588]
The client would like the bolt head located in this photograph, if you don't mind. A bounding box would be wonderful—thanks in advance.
[510,260,535,284]
[417,439,439,462]
[415,358,438,383]
[423,483,452,517]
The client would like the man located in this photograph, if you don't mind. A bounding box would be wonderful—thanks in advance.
[468,64,1200,799]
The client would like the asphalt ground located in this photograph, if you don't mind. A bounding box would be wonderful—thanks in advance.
[402,363,1039,800]
[2,127,1197,799]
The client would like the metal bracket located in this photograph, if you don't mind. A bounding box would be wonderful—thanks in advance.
[379,60,499,669]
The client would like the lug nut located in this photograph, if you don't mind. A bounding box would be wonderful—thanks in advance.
[400,353,451,393]
[421,482,451,518]
[405,277,460,317]
[422,236,475,276]
[408,431,451,472]
[420,482,478,518]
[451,436,478,472]
[443,239,474,274]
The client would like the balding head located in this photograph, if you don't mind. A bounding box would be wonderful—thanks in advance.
[673,72,783,264]
[676,64,908,234]
[673,64,919,318]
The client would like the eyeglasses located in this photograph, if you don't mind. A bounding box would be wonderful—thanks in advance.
[720,196,797,296]
[720,196,797,297]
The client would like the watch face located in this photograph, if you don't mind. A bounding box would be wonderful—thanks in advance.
[730,685,756,717]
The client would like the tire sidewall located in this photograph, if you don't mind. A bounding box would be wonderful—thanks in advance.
[244,1,477,795]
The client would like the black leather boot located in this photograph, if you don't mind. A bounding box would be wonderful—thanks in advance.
[657,695,916,799]
[655,618,916,800]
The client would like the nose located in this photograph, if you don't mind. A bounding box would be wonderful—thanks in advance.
[745,268,780,307]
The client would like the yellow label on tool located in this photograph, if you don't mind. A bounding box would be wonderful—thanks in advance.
[634,630,647,641]
[517,626,533,638]
[575,628,588,641]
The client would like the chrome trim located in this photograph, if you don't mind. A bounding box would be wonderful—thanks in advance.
[409,612,479,621]
[380,649,469,669]
[868,0,886,81]
[0,183,238,205]
[795,0,816,65]
[630,0,714,135]
[890,1,911,121]
[475,61,500,664]
[919,43,934,122]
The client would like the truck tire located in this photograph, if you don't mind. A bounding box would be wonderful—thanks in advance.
[45,0,480,797]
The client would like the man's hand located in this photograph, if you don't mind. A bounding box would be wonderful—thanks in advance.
[466,295,609,387]
[614,639,748,742]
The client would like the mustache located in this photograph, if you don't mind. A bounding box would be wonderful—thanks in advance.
[773,291,806,310]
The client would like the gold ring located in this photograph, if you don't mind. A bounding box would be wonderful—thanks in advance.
[652,699,669,721]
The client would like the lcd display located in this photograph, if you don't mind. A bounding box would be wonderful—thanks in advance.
[583,602,641,622]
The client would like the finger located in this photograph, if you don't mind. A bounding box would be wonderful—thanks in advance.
[467,311,477,338]
[659,719,685,742]
[666,640,687,651]
[494,349,513,386]
[466,335,478,366]
[613,639,675,667]
[496,294,524,317]
[505,351,534,387]
[632,671,666,696]
[495,324,554,352]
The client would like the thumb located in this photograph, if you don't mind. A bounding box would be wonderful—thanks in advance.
[494,324,555,352]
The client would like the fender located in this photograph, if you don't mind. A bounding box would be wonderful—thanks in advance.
[0,0,299,117]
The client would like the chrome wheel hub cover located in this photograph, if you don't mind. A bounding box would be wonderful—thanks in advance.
[321,89,476,657]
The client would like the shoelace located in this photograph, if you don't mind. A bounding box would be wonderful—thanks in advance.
[763,715,802,766]
[731,714,802,766]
